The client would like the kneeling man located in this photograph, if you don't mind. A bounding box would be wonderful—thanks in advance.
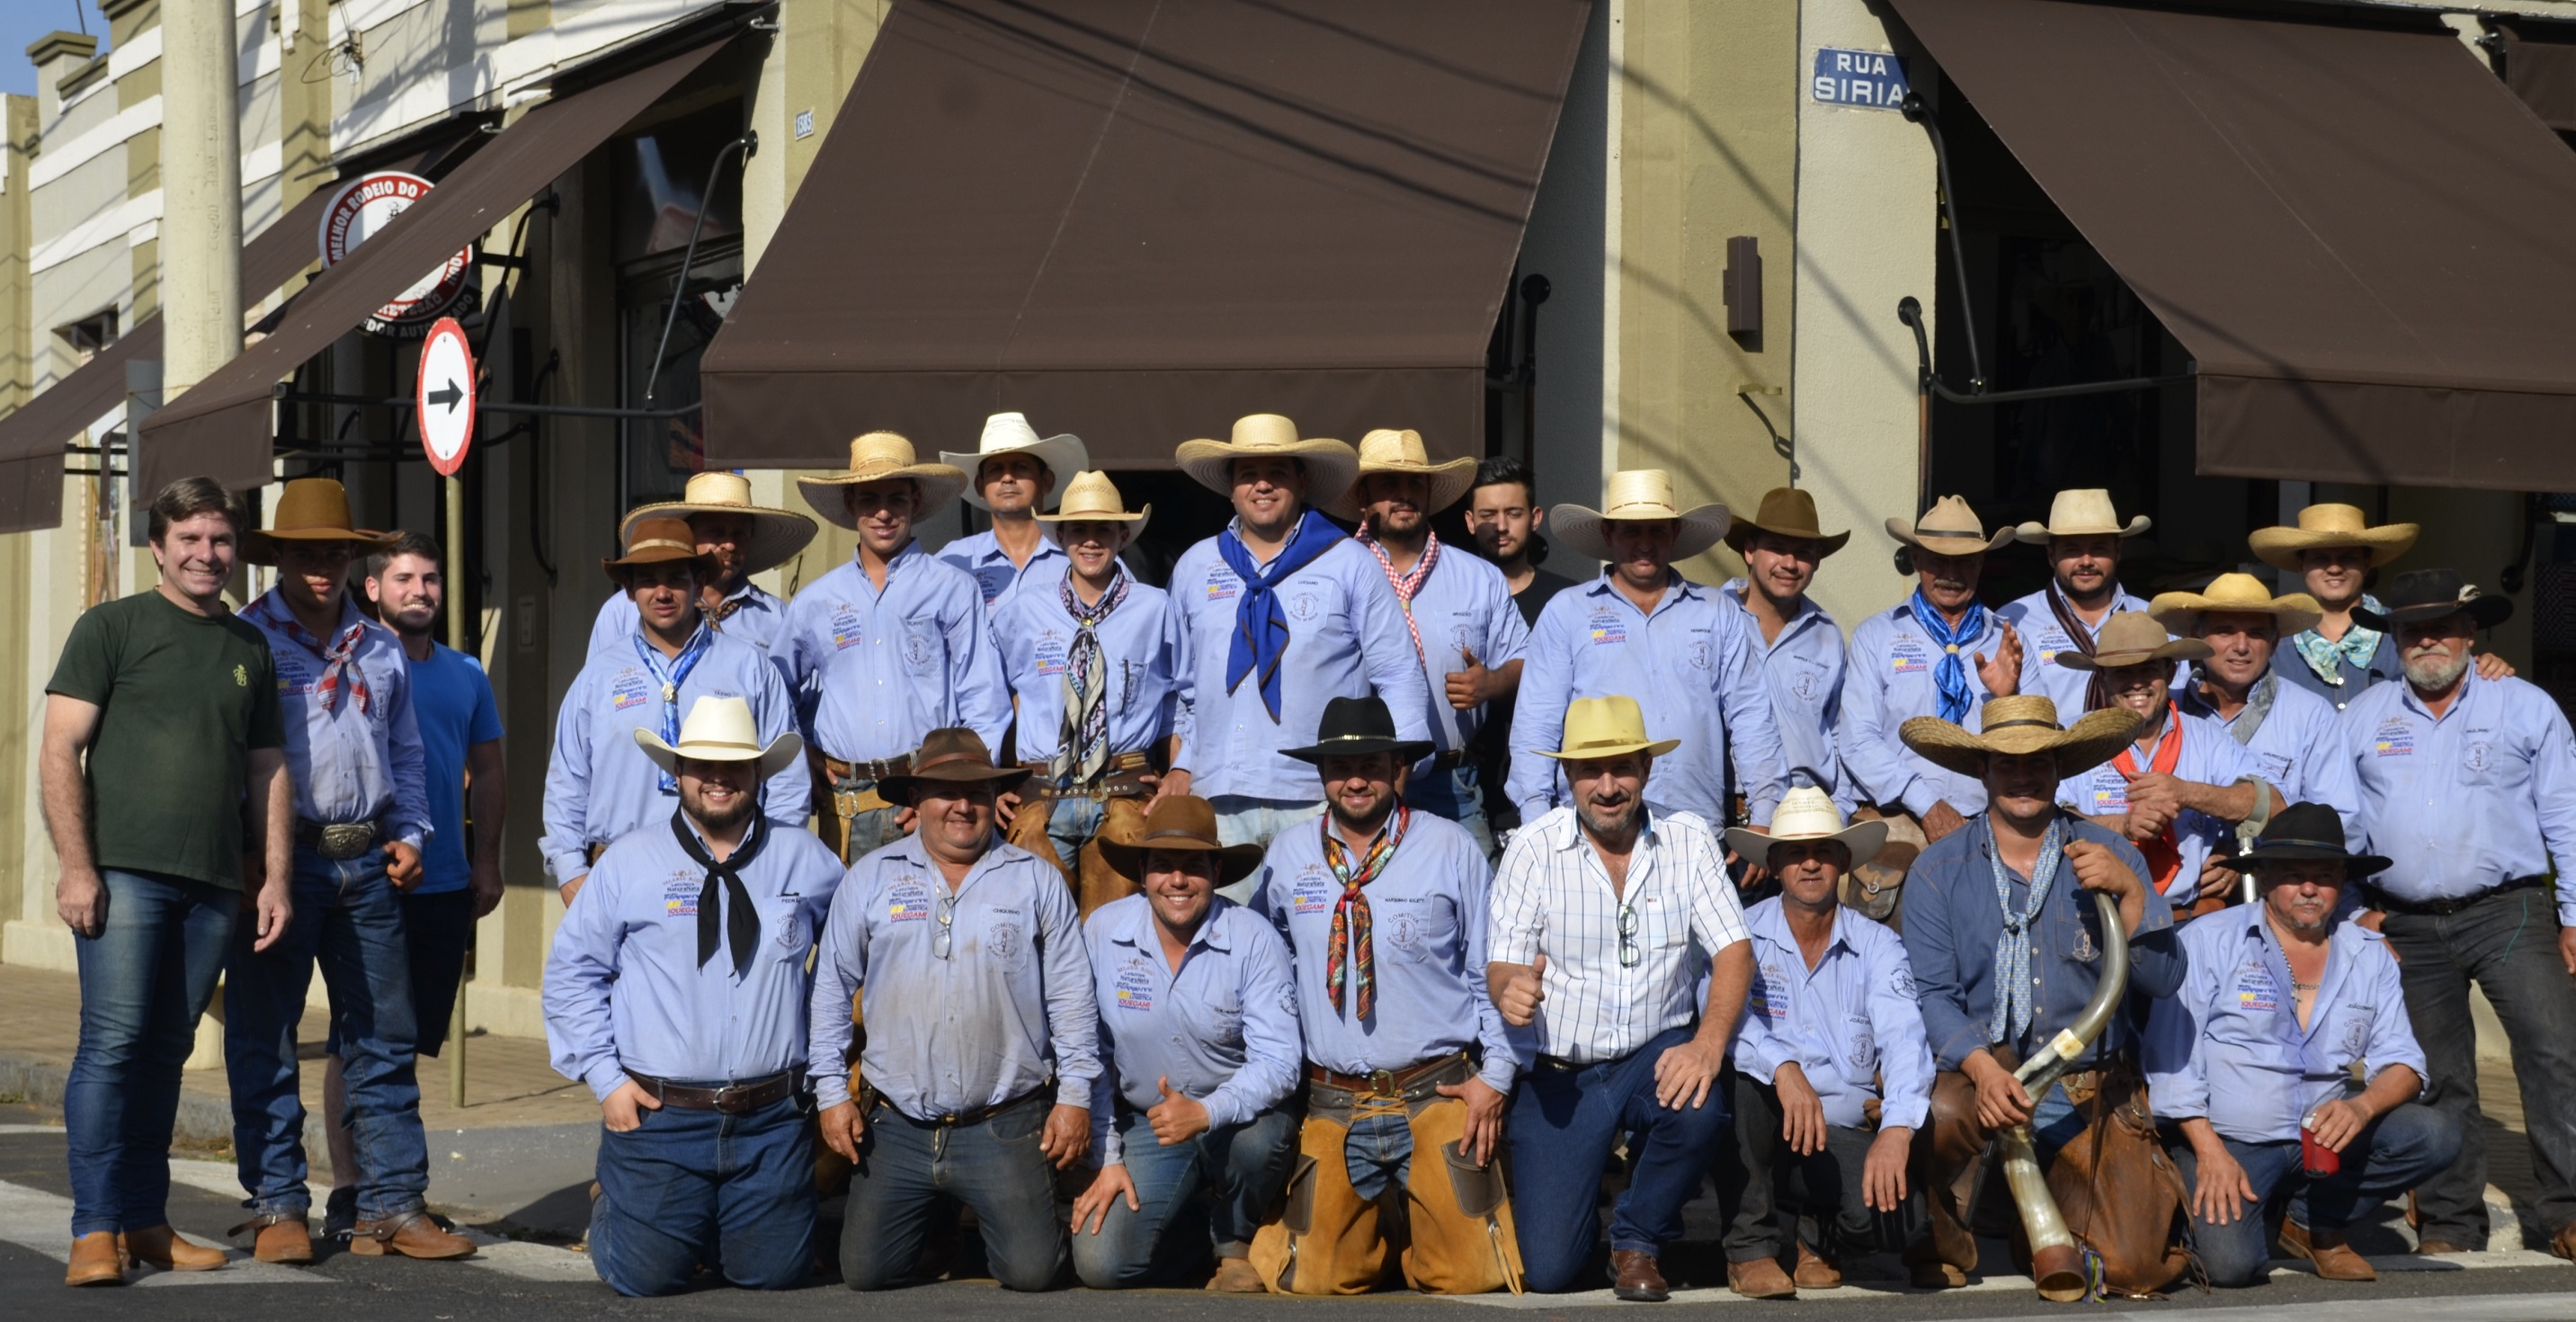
[2145,803,2459,1286]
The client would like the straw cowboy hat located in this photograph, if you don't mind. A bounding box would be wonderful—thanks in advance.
[1551,470,1732,563]
[875,727,1033,803]
[1326,427,1478,523]
[1885,495,2013,557]
[1724,787,1885,870]
[2014,488,2153,544]
[601,516,716,583]
[1173,414,1359,501]
[1724,487,1850,558]
[1281,695,1435,766]
[2148,573,2323,638]
[1033,470,1150,545]
[2050,612,2213,672]
[795,432,969,528]
[2247,503,2420,572]
[620,471,817,576]
[940,412,1092,512]
[243,478,396,565]
[1098,793,1264,887]
[2350,567,2514,632]
[634,694,804,780]
[1535,695,1680,762]
[1900,695,2142,780]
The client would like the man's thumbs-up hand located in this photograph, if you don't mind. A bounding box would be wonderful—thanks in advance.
[1446,646,1492,710]
[1495,953,1547,1027]
[1145,1074,1211,1146]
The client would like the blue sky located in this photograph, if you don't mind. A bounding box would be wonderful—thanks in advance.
[4,3,106,99]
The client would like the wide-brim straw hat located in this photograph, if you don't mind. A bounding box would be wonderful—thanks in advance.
[795,432,969,528]
[2350,567,2514,632]
[1034,471,1150,545]
[634,695,804,780]
[1174,414,1359,502]
[1536,695,1680,762]
[1097,794,1264,886]
[2248,503,2420,572]
[620,471,817,576]
[2014,488,2153,544]
[940,412,1092,512]
[2149,573,2323,639]
[1552,470,1731,563]
[2051,612,2214,672]
[1724,486,1850,558]
[243,478,397,565]
[1725,787,1885,870]
[602,516,718,583]
[877,727,1032,802]
[1885,495,2013,557]
[1900,695,2143,780]
[1326,427,1478,523]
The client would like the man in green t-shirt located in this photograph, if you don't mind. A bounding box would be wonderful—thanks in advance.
[40,477,292,1287]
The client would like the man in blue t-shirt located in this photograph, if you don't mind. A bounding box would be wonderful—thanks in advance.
[314,532,505,1235]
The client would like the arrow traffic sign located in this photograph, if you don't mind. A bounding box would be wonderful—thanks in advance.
[416,317,477,476]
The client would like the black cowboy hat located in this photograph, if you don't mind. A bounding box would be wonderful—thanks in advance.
[2238,802,2390,880]
[1281,695,1435,765]
[2350,567,2513,633]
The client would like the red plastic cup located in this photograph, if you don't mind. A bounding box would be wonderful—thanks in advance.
[2301,1122,2340,1178]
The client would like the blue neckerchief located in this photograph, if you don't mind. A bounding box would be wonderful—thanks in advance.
[1910,587,1987,725]
[1217,510,1345,722]
[1987,816,2067,1046]
[633,621,714,792]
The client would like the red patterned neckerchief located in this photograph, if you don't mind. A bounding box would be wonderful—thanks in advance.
[1357,524,1440,663]
[1322,805,1411,1020]
[259,596,371,715]
[2111,701,2186,891]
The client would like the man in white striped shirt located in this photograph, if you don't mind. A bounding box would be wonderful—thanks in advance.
[1487,695,1754,1300]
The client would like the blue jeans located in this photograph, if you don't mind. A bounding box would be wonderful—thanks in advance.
[1406,764,1493,859]
[1509,1026,1734,1292]
[2172,1103,2460,1287]
[1039,797,1105,874]
[66,870,236,1236]
[840,1095,1065,1291]
[590,1091,816,1295]
[225,845,428,1220]
[1209,798,1324,901]
[1071,1106,1298,1287]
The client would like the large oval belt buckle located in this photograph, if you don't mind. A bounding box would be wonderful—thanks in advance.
[318,823,375,860]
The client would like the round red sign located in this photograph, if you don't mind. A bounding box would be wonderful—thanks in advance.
[316,171,477,336]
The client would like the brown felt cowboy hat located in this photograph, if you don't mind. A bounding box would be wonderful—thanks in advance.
[1098,794,1264,886]
[1724,487,1850,558]
[1173,414,1359,501]
[875,727,1032,803]
[1325,428,1478,523]
[2050,612,2213,673]
[795,433,969,528]
[2247,503,2419,572]
[2350,567,2514,632]
[619,471,817,576]
[242,478,396,565]
[1885,495,2014,557]
[1550,469,1731,563]
[2148,573,2322,639]
[601,517,717,584]
[1899,695,2143,780]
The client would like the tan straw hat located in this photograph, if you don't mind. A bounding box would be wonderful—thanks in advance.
[602,516,717,583]
[1724,787,1885,870]
[1885,495,2013,557]
[2148,573,2323,638]
[2014,488,2152,544]
[794,432,969,528]
[2049,612,2211,672]
[1551,470,1731,563]
[2247,503,2420,572]
[1033,470,1151,544]
[1724,487,1850,558]
[243,478,396,565]
[620,471,817,576]
[634,694,804,780]
[1327,427,1478,523]
[1097,794,1264,887]
[1173,414,1359,501]
[1536,695,1680,762]
[940,412,1092,512]
[1900,695,2143,780]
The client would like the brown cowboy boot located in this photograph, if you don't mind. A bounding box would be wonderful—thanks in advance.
[350,1210,475,1260]
[120,1224,227,1272]
[64,1231,123,1286]
[231,1211,314,1265]
[1206,1255,1265,1292]
[1725,1255,1796,1300]
[1793,1241,1842,1289]
[2554,1222,2576,1264]
[2279,1221,2375,1282]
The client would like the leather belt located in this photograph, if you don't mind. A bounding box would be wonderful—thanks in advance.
[296,817,382,861]
[1431,748,1466,771]
[824,752,913,785]
[585,842,606,867]
[1306,1051,1469,1101]
[883,1083,1052,1130]
[628,1069,800,1113]
[1017,751,1154,801]
[2364,875,2548,918]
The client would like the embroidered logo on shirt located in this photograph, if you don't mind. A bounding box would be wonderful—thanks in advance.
[2374,720,2415,758]
[2464,741,2493,774]
[2234,966,2280,1014]
[1751,962,1788,1021]
[976,567,1012,605]
[2338,1005,2373,1058]
[903,623,937,670]
[987,921,1023,962]
[887,879,932,923]
[1588,610,1627,647]
[611,668,651,711]
[664,874,700,917]
[1845,1016,1876,1070]
[2088,772,2128,814]
[1290,865,1334,915]
[234,664,247,687]
[1034,631,1069,678]
[1204,571,1238,602]
[1685,638,1712,672]
[2035,628,2072,666]
[829,607,865,650]
[1288,592,1320,622]
[1889,639,1930,674]
[1114,960,1156,1013]
[1789,666,1823,703]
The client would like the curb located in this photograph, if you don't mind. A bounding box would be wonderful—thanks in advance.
[0,1049,333,1174]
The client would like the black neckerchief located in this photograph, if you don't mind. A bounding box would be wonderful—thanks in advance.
[672,809,769,978]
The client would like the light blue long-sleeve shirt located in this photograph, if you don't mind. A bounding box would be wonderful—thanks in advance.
[245,591,431,847]
[1083,894,1300,1165]
[1999,585,2156,717]
[1249,811,1517,1094]
[990,574,1190,766]
[807,835,1101,1118]
[938,529,1069,612]
[588,581,789,660]
[1168,523,1433,801]
[783,543,1011,764]
[2305,668,2576,924]
[2179,669,2353,823]
[2055,708,2266,898]
[1722,580,1850,812]
[543,816,845,1100]
[2145,906,2426,1143]
[1385,546,1530,757]
[1838,598,2014,818]
[1731,897,1935,1131]
[540,627,808,883]
[1507,572,1788,827]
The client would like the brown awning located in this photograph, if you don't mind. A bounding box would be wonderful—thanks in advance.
[2504,22,2576,133]
[1893,0,2576,491]
[136,39,726,496]
[700,0,1591,469]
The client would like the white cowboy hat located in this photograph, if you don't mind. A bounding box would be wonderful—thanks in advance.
[1326,427,1478,523]
[1534,695,1680,762]
[619,471,817,576]
[2014,488,2152,544]
[2148,573,2324,638]
[1900,695,2142,781]
[2246,503,2420,572]
[634,695,804,780]
[1725,787,1887,870]
[940,412,1091,512]
[1034,470,1151,545]
[1550,470,1731,564]
[794,432,970,529]
[1173,414,1359,502]
[1884,494,2014,557]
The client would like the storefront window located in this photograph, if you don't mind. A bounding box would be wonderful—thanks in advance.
[611,105,746,505]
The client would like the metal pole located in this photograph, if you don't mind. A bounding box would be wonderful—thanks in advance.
[447,472,468,1109]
